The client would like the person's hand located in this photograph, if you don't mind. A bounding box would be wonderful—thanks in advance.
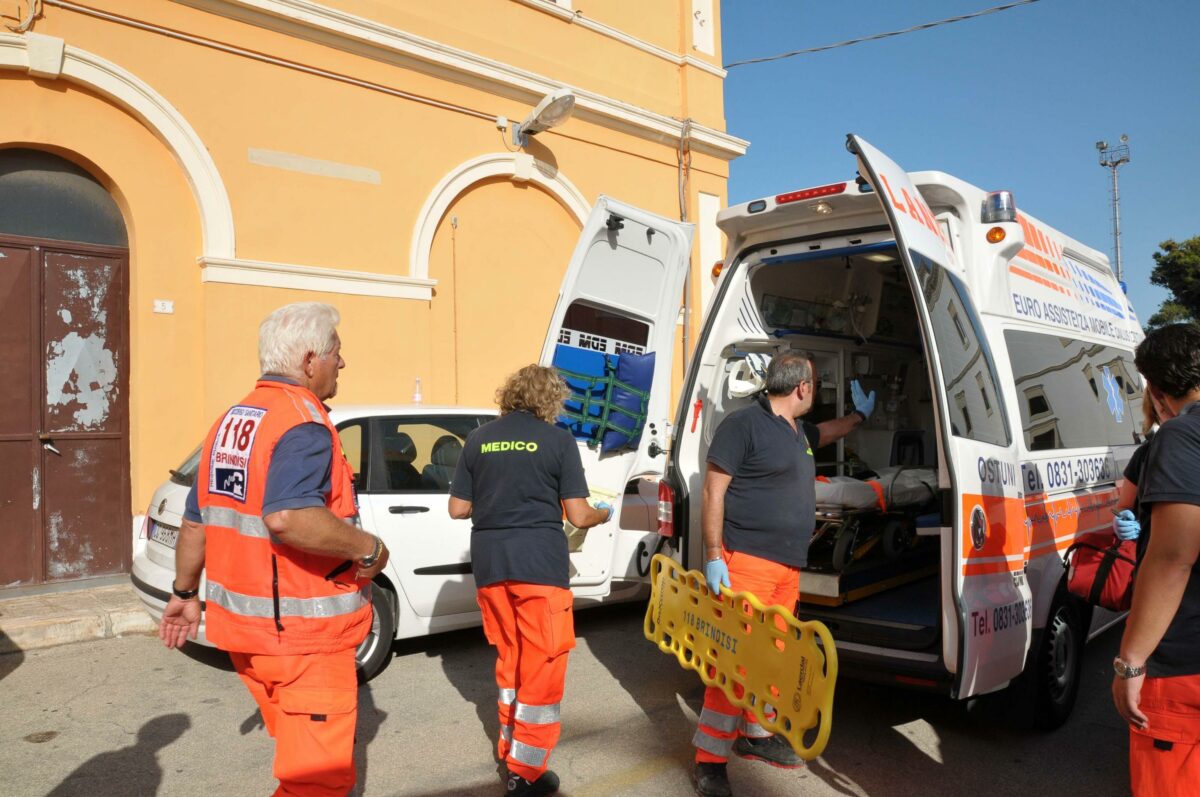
[357,541,390,580]
[1112,672,1148,730]
[1113,509,1140,541]
[595,501,613,523]
[851,380,876,419]
[704,557,731,597]
[159,595,201,650]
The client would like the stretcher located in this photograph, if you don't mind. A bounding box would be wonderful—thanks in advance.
[643,554,837,759]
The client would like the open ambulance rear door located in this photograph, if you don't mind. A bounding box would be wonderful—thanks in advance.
[847,135,1032,698]
[540,196,694,598]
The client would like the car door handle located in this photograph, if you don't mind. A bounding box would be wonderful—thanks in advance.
[389,505,430,514]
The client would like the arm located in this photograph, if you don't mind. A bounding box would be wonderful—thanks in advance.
[448,495,473,519]
[160,517,206,650]
[1112,501,1200,727]
[702,464,733,561]
[816,412,866,448]
[264,507,378,561]
[563,498,609,529]
[1115,478,1137,513]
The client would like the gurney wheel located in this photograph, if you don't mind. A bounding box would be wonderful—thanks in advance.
[831,530,855,572]
[881,519,911,559]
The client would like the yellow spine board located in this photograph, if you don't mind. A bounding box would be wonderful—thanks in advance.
[642,554,837,760]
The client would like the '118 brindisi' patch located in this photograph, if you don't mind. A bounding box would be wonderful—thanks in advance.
[209,405,267,501]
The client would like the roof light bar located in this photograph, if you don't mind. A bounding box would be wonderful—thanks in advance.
[776,183,847,205]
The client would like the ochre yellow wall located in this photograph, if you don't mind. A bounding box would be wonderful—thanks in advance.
[1,0,736,517]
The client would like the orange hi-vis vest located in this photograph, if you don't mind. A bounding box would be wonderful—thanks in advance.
[197,379,371,655]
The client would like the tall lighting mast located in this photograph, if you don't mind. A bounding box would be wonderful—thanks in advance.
[1096,135,1131,285]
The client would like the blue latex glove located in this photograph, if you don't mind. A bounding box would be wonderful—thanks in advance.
[704,557,731,596]
[1113,509,1140,541]
[595,501,613,523]
[851,379,876,419]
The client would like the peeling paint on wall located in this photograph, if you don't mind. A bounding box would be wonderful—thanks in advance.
[58,308,72,324]
[46,510,94,579]
[46,332,116,429]
[63,264,109,325]
[32,466,40,510]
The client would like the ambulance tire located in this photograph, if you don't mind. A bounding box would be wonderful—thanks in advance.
[880,519,910,559]
[356,582,397,684]
[1030,587,1089,729]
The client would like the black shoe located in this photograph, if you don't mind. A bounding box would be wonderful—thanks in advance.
[733,734,804,769]
[504,769,560,796]
[693,762,732,797]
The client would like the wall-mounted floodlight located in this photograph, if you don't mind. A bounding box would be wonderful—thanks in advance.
[512,88,576,147]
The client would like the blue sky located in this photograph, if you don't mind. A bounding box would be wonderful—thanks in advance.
[721,0,1199,324]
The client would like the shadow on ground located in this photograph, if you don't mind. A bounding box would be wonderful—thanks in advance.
[44,713,190,796]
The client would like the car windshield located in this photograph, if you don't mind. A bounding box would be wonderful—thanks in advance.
[169,446,202,487]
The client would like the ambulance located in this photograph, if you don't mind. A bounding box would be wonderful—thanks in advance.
[543,135,1144,728]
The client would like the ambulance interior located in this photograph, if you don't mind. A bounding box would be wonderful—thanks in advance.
[699,240,945,654]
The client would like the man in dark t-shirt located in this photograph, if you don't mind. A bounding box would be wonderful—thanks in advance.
[448,365,609,797]
[692,352,875,797]
[1114,324,1200,797]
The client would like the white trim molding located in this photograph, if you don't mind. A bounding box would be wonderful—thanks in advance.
[200,256,436,299]
[514,0,726,78]
[410,152,589,282]
[176,0,747,160]
[0,33,236,258]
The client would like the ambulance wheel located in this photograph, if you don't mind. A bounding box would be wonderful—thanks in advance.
[356,582,396,684]
[832,532,856,572]
[1031,589,1087,729]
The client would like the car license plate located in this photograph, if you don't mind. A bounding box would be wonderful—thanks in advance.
[150,521,179,549]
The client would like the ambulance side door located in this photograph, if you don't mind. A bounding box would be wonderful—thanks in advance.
[848,135,1032,698]
[540,196,693,597]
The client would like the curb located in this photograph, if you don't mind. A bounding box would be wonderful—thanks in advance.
[0,584,157,655]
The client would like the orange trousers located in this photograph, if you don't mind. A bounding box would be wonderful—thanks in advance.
[694,549,800,764]
[230,647,358,797]
[477,582,576,782]
[1130,673,1200,796]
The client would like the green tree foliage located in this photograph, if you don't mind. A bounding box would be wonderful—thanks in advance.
[1147,236,1200,329]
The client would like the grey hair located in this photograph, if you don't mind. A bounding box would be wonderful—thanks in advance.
[765,352,812,395]
[258,302,340,376]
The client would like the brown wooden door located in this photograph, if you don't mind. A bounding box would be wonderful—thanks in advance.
[0,236,129,586]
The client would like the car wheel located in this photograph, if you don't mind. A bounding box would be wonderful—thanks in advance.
[356,582,396,684]
[1031,588,1087,729]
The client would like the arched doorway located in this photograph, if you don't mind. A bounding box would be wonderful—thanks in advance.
[0,148,130,586]
[426,177,582,405]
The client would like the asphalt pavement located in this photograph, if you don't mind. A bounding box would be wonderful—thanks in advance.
[0,601,1132,796]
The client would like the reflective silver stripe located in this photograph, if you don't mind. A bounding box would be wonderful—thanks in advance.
[302,399,324,424]
[699,707,740,733]
[514,701,560,725]
[739,719,771,738]
[498,688,516,705]
[509,740,548,768]
[207,580,369,619]
[499,726,512,742]
[201,506,272,540]
[692,728,734,758]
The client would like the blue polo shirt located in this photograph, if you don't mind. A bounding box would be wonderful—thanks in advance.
[706,394,820,568]
[184,376,333,522]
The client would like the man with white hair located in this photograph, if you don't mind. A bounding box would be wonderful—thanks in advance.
[160,301,388,796]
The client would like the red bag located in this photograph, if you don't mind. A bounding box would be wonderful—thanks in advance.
[1065,531,1138,611]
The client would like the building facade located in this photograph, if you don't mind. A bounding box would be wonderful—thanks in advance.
[0,0,744,587]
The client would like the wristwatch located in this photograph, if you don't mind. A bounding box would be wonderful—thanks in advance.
[172,583,200,600]
[1113,656,1146,679]
[358,535,384,568]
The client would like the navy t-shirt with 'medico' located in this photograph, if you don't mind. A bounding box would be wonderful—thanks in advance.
[706,394,820,568]
[450,411,589,589]
[1136,401,1200,678]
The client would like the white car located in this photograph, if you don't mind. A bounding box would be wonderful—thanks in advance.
[131,404,657,681]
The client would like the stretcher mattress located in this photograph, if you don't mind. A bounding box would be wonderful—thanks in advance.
[814,467,938,511]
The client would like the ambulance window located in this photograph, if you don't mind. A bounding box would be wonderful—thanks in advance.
[911,253,1010,447]
[1003,330,1143,451]
[559,302,649,355]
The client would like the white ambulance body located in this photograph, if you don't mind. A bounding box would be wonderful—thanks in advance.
[645,135,1145,726]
